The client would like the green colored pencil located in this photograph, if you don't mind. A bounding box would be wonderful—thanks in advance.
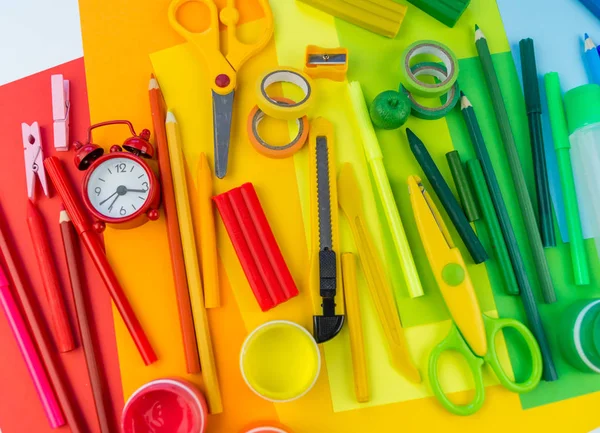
[461,92,558,381]
[475,25,556,304]
[467,158,519,295]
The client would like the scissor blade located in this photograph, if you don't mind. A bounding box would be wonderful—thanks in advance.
[419,182,455,250]
[308,54,347,65]
[212,90,235,179]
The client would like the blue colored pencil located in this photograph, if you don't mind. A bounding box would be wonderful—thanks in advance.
[580,0,600,22]
[584,33,600,84]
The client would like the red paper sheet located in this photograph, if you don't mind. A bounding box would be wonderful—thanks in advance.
[0,58,124,433]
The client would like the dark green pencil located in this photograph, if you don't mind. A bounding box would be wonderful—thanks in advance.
[475,25,556,304]
[519,38,556,248]
[461,92,557,382]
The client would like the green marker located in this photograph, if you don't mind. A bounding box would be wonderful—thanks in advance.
[520,38,556,248]
[545,73,590,285]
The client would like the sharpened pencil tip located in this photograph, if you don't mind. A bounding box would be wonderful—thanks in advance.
[59,209,70,223]
[149,77,159,90]
[585,33,590,39]
[475,24,479,31]
[460,90,465,98]
[166,111,176,123]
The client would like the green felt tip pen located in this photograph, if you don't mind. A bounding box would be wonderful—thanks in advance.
[520,38,556,248]
[348,81,424,298]
[545,73,590,286]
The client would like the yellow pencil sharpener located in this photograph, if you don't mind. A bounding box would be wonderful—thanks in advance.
[304,45,349,82]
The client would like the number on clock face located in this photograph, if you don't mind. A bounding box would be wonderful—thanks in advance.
[86,157,151,218]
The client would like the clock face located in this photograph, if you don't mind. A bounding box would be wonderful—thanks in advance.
[86,156,151,219]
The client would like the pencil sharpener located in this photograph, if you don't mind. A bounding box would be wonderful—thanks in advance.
[304,45,349,82]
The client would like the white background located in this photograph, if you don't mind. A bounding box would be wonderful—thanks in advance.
[0,0,83,86]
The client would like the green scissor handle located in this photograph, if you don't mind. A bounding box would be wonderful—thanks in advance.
[481,315,543,393]
[429,323,485,416]
[429,315,543,416]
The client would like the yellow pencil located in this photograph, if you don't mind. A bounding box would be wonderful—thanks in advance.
[197,153,220,308]
[165,112,222,414]
[341,253,370,403]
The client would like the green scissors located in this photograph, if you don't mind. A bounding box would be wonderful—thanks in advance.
[409,175,543,416]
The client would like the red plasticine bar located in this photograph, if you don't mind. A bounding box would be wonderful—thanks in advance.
[228,188,288,306]
[213,183,298,311]
[239,184,298,300]
[213,191,275,311]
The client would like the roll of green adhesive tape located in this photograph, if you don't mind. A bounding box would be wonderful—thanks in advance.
[400,62,459,120]
[558,299,600,373]
[401,40,459,98]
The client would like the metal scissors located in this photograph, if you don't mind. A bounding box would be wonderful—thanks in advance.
[408,175,542,416]
[22,122,49,200]
[168,0,274,179]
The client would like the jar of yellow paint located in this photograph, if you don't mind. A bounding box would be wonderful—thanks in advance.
[240,320,321,402]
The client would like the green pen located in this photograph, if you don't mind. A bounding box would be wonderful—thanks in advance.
[348,81,424,298]
[544,73,590,286]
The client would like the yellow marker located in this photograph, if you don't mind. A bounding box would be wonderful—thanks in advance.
[338,163,421,383]
[348,81,423,298]
[197,153,220,309]
[341,253,370,402]
[165,112,222,414]
[408,175,487,357]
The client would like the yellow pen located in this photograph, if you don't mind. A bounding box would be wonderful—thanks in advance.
[348,82,423,298]
[339,163,420,383]
[408,175,486,356]
[166,112,222,413]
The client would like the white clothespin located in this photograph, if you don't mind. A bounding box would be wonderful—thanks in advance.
[51,74,70,151]
[22,122,49,200]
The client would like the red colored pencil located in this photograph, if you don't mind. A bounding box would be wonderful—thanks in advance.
[0,203,86,433]
[60,209,112,433]
[26,200,75,352]
[149,75,200,374]
[44,156,157,365]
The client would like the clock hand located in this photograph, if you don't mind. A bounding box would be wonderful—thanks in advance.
[100,190,119,206]
[107,195,120,212]
[125,188,148,193]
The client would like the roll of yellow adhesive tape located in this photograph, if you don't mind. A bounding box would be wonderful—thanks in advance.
[256,67,315,121]
[247,96,309,159]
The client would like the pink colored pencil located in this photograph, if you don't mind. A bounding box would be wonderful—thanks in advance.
[0,261,64,428]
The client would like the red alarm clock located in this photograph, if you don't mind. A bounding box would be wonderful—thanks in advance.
[74,120,161,232]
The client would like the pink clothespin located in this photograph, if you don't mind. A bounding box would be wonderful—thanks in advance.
[51,74,70,152]
[23,122,49,200]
